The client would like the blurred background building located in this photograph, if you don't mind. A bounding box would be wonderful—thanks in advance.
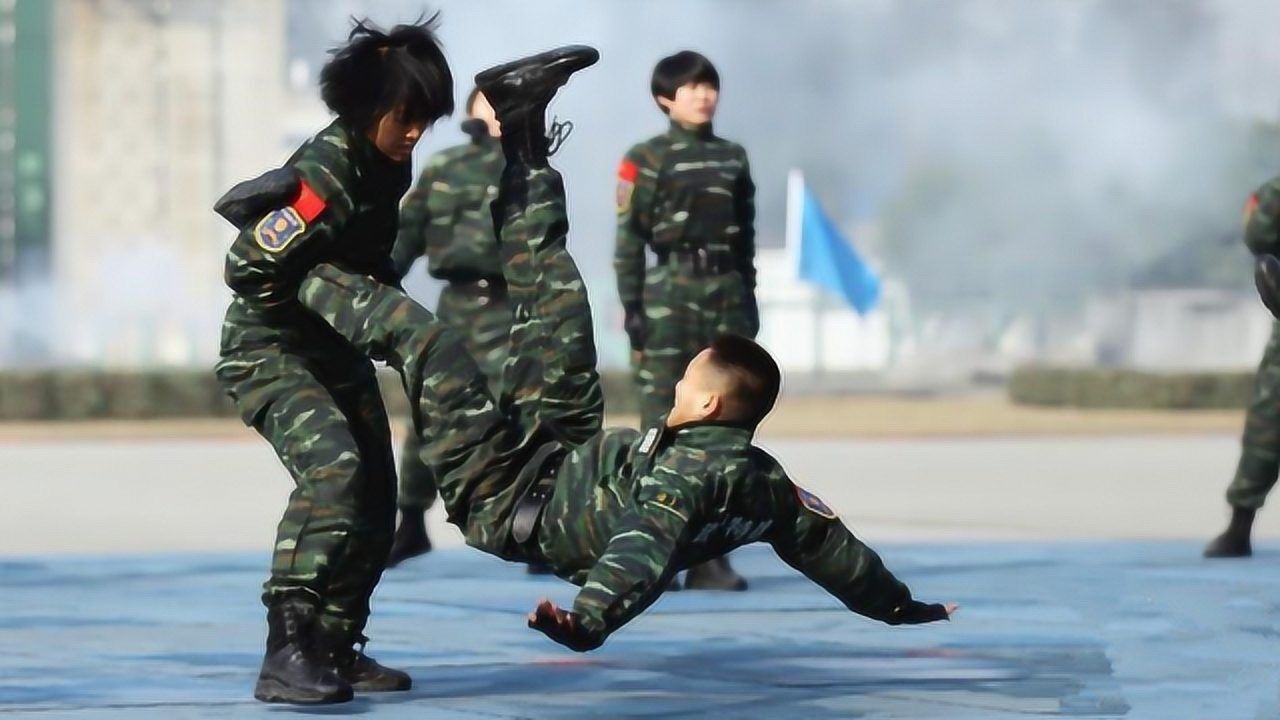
[3,0,1280,381]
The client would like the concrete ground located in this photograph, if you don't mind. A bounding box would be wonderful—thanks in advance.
[3,416,1280,717]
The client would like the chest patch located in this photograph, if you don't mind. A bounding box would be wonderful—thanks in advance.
[1245,192,1260,224]
[254,206,305,253]
[794,484,837,519]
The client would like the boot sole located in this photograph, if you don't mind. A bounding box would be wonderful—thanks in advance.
[351,679,413,693]
[474,45,600,88]
[254,677,354,705]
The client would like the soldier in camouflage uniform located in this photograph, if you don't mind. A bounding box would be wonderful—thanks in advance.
[383,87,510,566]
[614,51,757,590]
[212,19,452,704]
[1207,177,1280,558]
[300,45,954,654]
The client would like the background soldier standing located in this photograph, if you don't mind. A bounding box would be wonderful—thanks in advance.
[386,88,511,566]
[613,51,757,591]
[1206,177,1280,558]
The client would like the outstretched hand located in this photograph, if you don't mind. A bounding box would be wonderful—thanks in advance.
[890,600,959,625]
[527,598,602,652]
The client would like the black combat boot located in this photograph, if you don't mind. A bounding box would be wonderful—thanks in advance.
[684,556,748,591]
[254,598,353,705]
[320,627,412,693]
[474,45,600,165]
[387,507,432,568]
[1204,507,1256,558]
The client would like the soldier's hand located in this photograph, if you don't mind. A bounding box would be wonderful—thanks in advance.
[886,600,958,625]
[623,305,646,351]
[527,598,602,652]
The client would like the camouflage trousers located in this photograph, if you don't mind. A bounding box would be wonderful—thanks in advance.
[397,283,512,510]
[215,307,396,637]
[1227,320,1280,510]
[634,265,758,427]
[298,162,603,557]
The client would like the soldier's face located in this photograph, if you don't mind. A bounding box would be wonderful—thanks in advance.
[667,349,725,427]
[470,92,502,138]
[369,109,428,162]
[659,82,718,126]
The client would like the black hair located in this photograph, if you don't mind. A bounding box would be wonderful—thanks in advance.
[320,16,454,131]
[650,50,720,113]
[707,334,781,427]
[465,86,483,115]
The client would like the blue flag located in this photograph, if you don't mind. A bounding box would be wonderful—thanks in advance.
[797,183,881,315]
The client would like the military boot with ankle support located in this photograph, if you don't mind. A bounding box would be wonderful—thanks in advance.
[319,627,412,693]
[254,598,353,705]
[474,45,599,165]
[1204,507,1256,558]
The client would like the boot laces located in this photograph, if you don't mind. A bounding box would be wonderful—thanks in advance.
[546,117,574,156]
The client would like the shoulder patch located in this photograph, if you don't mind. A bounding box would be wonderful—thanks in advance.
[793,484,837,519]
[254,206,305,253]
[616,159,638,214]
[1246,192,1260,225]
[292,180,326,223]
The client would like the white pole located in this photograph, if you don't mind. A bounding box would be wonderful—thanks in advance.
[785,169,804,278]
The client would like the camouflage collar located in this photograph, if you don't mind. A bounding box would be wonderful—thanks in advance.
[671,422,754,449]
[668,120,714,142]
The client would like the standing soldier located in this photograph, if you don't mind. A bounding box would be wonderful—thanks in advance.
[213,19,452,704]
[1207,177,1280,558]
[614,51,757,590]
[385,88,510,566]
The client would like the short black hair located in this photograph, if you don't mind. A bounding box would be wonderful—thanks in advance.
[464,86,482,115]
[707,334,781,427]
[651,51,720,113]
[320,16,454,131]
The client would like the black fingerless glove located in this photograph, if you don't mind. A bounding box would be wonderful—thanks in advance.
[623,304,646,351]
[885,600,949,625]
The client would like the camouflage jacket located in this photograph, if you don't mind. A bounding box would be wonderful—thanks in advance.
[613,121,756,312]
[538,421,932,641]
[390,135,504,282]
[1245,176,1280,256]
[222,119,410,318]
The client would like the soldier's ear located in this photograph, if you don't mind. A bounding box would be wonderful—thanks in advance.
[699,392,722,420]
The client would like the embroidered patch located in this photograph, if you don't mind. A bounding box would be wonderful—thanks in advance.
[794,484,837,519]
[254,206,305,253]
[616,159,638,214]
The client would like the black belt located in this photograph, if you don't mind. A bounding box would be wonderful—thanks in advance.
[447,276,507,300]
[510,441,563,558]
[659,249,737,276]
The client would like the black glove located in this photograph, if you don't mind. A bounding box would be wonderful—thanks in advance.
[885,600,950,625]
[623,304,646,351]
[213,166,300,230]
[1256,254,1280,320]
[461,118,488,141]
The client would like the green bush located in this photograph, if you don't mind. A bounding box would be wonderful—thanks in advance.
[0,368,639,420]
[1009,366,1254,409]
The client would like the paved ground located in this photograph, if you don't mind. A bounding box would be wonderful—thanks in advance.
[4,431,1280,718]
[2,542,1280,718]
[2,433,1278,555]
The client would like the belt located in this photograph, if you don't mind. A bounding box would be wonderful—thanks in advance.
[447,276,507,303]
[510,441,563,559]
[659,248,737,276]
